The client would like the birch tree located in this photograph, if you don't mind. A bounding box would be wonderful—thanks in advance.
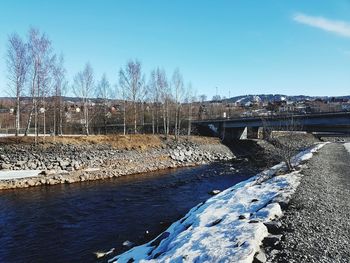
[172,68,184,139]
[25,28,55,143]
[73,63,94,135]
[155,68,170,136]
[119,59,144,134]
[52,54,67,135]
[97,73,112,134]
[148,69,159,134]
[6,33,29,136]
[185,83,195,136]
[262,115,306,171]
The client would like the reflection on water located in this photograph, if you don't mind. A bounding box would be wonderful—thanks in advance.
[0,162,257,263]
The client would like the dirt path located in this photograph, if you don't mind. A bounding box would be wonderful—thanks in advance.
[268,143,350,263]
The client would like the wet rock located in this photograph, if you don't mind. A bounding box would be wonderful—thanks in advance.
[209,189,221,195]
[264,221,282,234]
[122,240,134,248]
[263,234,282,247]
[253,250,267,263]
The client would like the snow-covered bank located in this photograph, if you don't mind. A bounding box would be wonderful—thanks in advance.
[344,143,350,154]
[0,170,42,180]
[109,143,327,263]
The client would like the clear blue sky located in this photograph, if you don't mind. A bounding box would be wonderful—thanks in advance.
[0,0,349,98]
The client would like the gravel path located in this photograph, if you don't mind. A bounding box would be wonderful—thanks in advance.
[268,143,350,263]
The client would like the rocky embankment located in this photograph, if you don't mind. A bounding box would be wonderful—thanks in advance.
[265,143,350,262]
[0,138,234,190]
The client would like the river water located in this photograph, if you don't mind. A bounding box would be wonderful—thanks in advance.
[0,162,258,263]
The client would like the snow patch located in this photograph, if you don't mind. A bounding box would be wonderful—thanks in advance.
[344,143,350,154]
[0,170,42,180]
[109,143,327,263]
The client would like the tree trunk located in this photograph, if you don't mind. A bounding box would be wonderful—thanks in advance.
[84,100,89,135]
[42,100,46,138]
[163,105,167,137]
[15,96,20,136]
[123,100,126,135]
[53,98,56,136]
[166,101,170,136]
[59,98,63,135]
[34,98,38,144]
[177,107,181,138]
[141,102,145,134]
[156,104,159,134]
[134,102,137,134]
[151,103,155,135]
[174,104,178,140]
[187,102,191,136]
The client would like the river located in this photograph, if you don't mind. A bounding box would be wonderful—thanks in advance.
[0,161,258,263]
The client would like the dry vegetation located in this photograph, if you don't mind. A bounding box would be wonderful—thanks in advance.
[0,135,220,150]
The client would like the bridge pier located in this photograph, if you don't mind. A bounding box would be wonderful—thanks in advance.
[220,127,247,141]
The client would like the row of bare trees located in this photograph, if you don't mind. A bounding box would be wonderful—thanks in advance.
[5,28,196,137]
[7,29,67,142]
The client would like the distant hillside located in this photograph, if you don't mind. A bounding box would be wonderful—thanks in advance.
[223,94,350,104]
[0,94,349,104]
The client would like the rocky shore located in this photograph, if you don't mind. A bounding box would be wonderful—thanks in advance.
[0,137,234,190]
[265,143,350,262]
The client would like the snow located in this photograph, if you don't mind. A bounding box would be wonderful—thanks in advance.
[0,170,42,180]
[109,143,327,263]
[344,143,350,154]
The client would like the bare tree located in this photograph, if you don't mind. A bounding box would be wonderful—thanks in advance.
[119,59,144,134]
[185,83,195,136]
[52,54,67,135]
[96,73,112,134]
[120,83,127,135]
[172,68,184,139]
[38,54,56,137]
[25,28,55,143]
[73,63,94,135]
[147,69,161,134]
[199,94,207,103]
[155,68,170,137]
[262,115,306,171]
[6,33,29,136]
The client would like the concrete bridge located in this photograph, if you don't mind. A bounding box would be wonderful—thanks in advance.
[193,112,350,140]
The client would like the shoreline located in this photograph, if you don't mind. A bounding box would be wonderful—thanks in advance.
[0,137,234,190]
[108,143,327,263]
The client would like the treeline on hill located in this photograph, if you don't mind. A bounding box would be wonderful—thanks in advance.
[4,28,227,139]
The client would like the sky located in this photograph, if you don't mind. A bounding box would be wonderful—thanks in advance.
[0,0,349,98]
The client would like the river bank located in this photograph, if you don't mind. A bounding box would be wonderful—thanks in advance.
[266,143,350,262]
[108,143,327,263]
[0,135,234,190]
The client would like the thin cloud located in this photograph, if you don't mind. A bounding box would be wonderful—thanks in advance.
[293,13,350,38]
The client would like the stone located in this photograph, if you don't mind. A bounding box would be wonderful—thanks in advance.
[73,162,81,170]
[15,160,26,167]
[59,160,70,168]
[264,221,282,234]
[1,163,12,170]
[263,234,282,247]
[185,150,193,156]
[253,250,267,263]
[28,162,37,169]
[122,240,134,248]
[64,178,75,184]
[209,189,221,195]
[26,180,36,186]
